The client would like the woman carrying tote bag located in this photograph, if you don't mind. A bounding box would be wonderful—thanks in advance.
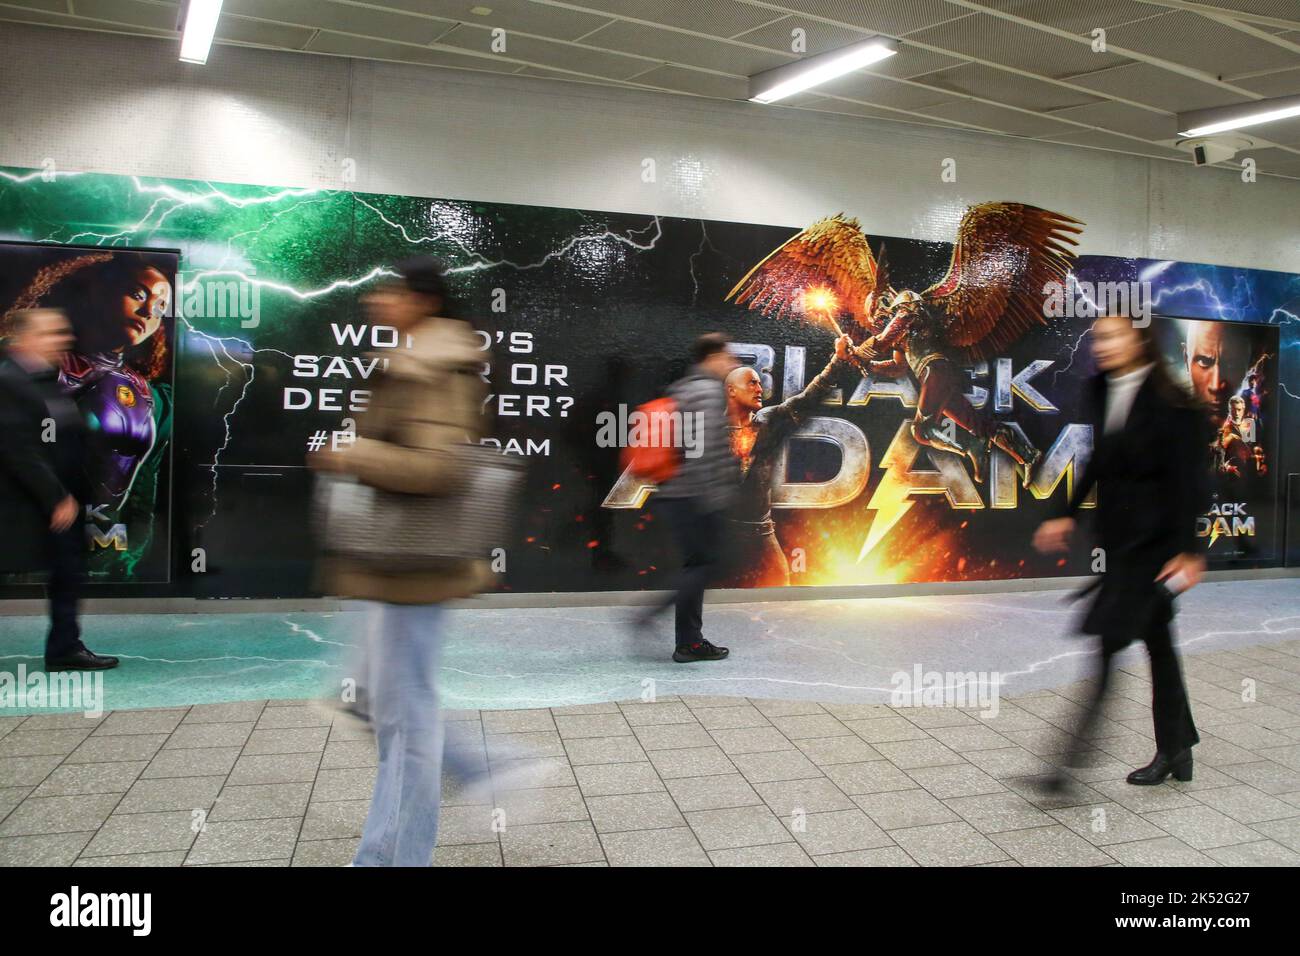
[312,256,492,866]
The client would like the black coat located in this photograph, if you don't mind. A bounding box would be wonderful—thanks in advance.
[1063,370,1210,645]
[0,352,88,573]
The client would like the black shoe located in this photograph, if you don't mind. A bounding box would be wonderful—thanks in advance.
[672,639,729,663]
[45,648,119,671]
[1127,750,1193,785]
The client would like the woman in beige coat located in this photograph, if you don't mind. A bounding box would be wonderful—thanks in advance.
[312,257,490,866]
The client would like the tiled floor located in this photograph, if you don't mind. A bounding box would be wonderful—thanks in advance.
[3,639,1300,866]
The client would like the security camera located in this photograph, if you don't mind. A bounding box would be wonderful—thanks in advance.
[1175,134,1254,167]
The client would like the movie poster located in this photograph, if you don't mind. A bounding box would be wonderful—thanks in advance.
[0,242,177,583]
[0,165,1293,597]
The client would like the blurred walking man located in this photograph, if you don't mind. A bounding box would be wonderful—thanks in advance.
[638,333,739,662]
[0,308,118,670]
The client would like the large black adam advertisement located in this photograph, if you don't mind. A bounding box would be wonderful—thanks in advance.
[0,166,1292,597]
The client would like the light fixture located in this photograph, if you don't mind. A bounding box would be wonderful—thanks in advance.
[178,0,224,65]
[1177,93,1300,137]
[749,37,899,105]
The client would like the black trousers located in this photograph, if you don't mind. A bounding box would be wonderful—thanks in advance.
[1078,617,1199,757]
[45,526,85,661]
[652,497,729,647]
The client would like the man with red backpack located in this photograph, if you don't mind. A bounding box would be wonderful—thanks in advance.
[633,333,740,662]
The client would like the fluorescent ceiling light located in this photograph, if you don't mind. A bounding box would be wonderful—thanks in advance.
[179,0,224,65]
[749,37,899,105]
[1177,93,1300,137]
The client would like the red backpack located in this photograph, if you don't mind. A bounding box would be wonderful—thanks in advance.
[619,396,682,484]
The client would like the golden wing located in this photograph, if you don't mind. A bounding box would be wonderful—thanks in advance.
[726,214,886,338]
[924,202,1083,363]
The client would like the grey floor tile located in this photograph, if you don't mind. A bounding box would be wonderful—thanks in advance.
[1047,802,1169,846]
[767,714,853,740]
[292,838,360,867]
[501,820,604,866]
[754,777,855,815]
[433,843,502,867]
[486,730,565,761]
[548,702,620,716]
[709,726,796,755]
[209,782,313,822]
[182,701,267,724]
[786,808,893,855]
[888,821,1009,867]
[815,846,918,866]
[81,811,198,857]
[1103,836,1219,867]
[1249,817,1300,851]
[321,739,378,769]
[794,736,883,766]
[163,722,254,750]
[490,756,575,790]
[552,714,632,739]
[0,755,64,787]
[254,706,331,730]
[842,716,931,743]
[1143,805,1265,849]
[73,851,189,867]
[1189,784,1300,823]
[1207,723,1296,751]
[0,786,32,823]
[1204,839,1300,867]
[988,824,1115,866]
[750,699,826,718]
[300,798,369,840]
[961,746,1056,779]
[115,775,224,814]
[647,745,735,779]
[0,792,121,836]
[873,738,965,770]
[495,786,590,826]
[853,789,960,830]
[312,767,377,802]
[436,805,501,846]
[691,705,770,731]
[586,792,685,833]
[0,831,92,866]
[823,760,916,796]
[927,725,1015,752]
[563,735,648,766]
[684,805,793,851]
[943,792,1054,834]
[619,702,696,727]
[93,710,187,736]
[0,728,94,757]
[574,761,663,797]
[711,842,814,866]
[227,752,321,786]
[664,773,762,813]
[142,747,242,779]
[1088,779,1201,813]
[65,733,168,764]
[186,817,300,865]
[10,714,99,731]
[601,826,710,866]
[1220,760,1300,795]
[901,708,980,730]
[905,763,1006,800]
[30,761,148,798]
[632,723,714,751]
[731,749,823,784]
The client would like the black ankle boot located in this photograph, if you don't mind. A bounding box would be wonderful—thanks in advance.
[1126,750,1193,785]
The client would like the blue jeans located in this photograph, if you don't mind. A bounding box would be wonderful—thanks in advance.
[352,601,447,867]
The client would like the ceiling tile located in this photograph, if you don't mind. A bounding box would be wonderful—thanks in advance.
[975,0,1170,33]
[915,99,1082,136]
[542,0,781,39]
[580,19,790,76]
[921,61,1104,111]
[370,0,614,42]
[436,22,652,79]
[627,64,748,99]
[774,0,967,37]
[1231,66,1300,97]
[1047,99,1175,140]
[0,0,70,13]
[905,11,1131,79]
[221,0,446,45]
[0,5,174,36]
[1106,10,1300,77]
[215,17,318,50]
[1186,1,1300,20]
[813,72,961,110]
[1070,61,1249,112]
[306,31,520,73]
[67,0,176,31]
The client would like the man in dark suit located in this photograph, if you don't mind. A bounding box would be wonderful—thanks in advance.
[1035,314,1208,786]
[0,308,119,670]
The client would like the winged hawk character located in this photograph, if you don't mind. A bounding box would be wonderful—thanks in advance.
[726,203,1083,485]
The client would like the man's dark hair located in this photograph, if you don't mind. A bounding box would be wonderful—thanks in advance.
[5,307,65,339]
[692,332,731,364]
[395,256,459,317]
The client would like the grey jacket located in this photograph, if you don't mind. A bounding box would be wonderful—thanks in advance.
[656,366,738,513]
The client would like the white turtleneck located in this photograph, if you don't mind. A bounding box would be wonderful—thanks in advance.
[1103,362,1155,435]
